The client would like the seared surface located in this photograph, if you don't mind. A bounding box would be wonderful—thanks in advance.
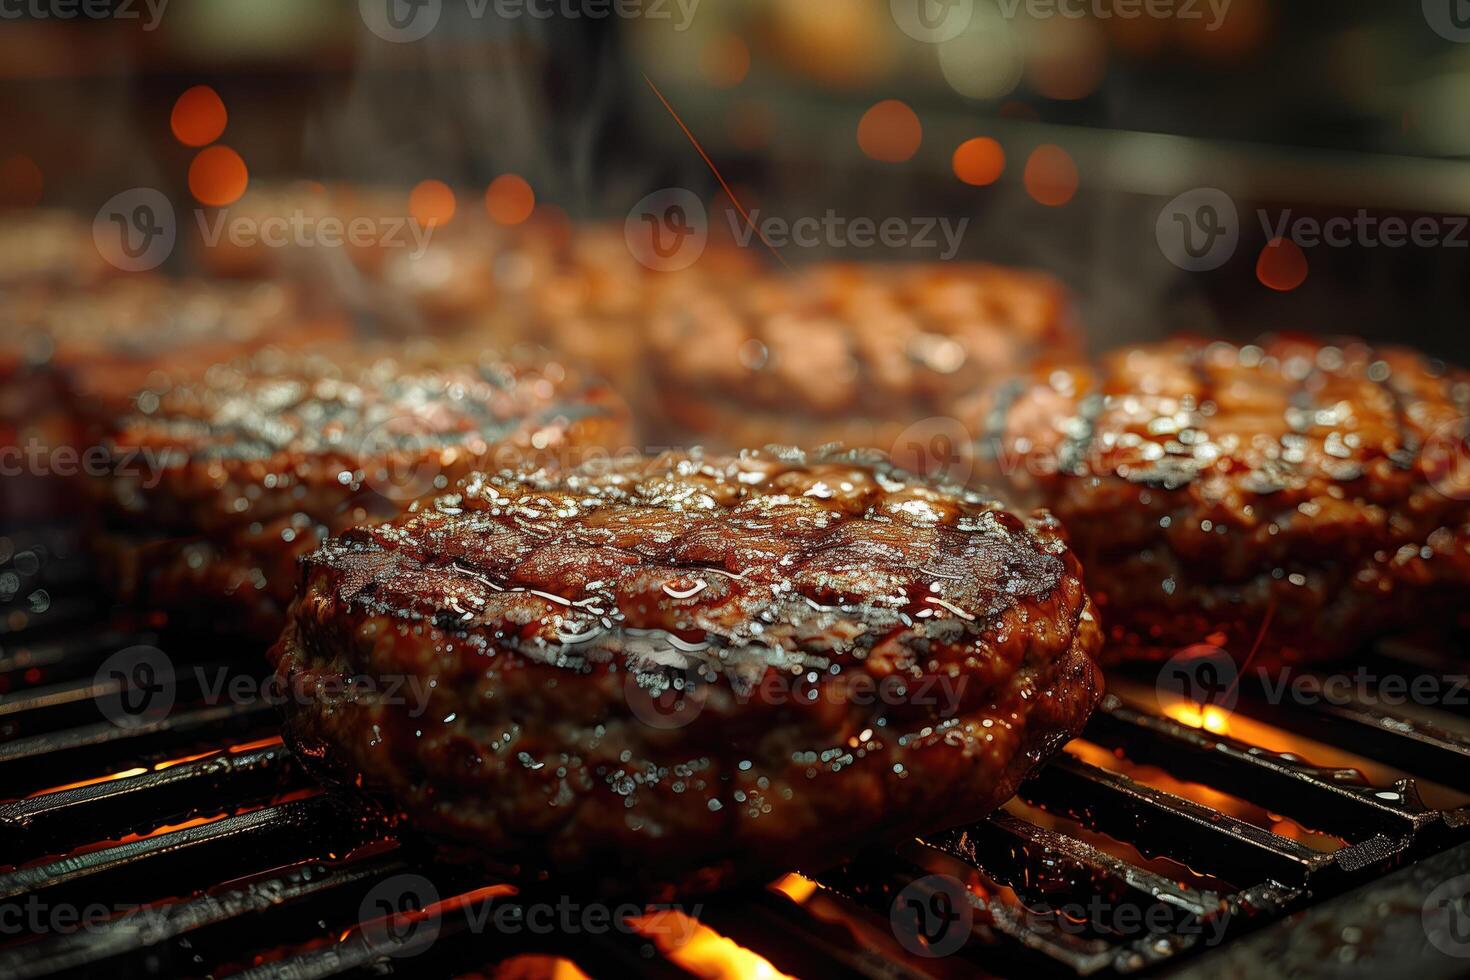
[961,336,1470,662]
[272,450,1102,896]
[647,262,1078,451]
[99,343,633,638]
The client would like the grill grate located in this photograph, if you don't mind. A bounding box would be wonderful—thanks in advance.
[2,534,1469,979]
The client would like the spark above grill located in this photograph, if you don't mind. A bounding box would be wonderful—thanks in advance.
[2,533,1470,979]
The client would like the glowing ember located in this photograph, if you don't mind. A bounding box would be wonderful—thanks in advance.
[189,144,249,207]
[1023,144,1078,206]
[1256,236,1308,291]
[409,179,457,228]
[857,99,921,164]
[630,910,794,980]
[171,85,227,147]
[486,174,535,226]
[952,137,1005,187]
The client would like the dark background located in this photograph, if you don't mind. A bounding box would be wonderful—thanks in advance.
[3,0,1468,361]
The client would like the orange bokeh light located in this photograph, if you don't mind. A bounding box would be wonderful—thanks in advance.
[171,85,228,147]
[486,174,535,226]
[857,99,921,164]
[1023,144,1078,206]
[0,153,43,206]
[188,145,249,207]
[703,34,750,89]
[409,179,456,228]
[952,137,1005,187]
[1256,236,1308,291]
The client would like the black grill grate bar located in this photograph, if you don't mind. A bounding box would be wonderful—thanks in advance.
[0,599,99,638]
[1084,696,1433,842]
[925,810,1221,920]
[0,629,148,687]
[0,744,302,864]
[813,849,1124,977]
[0,701,277,794]
[1020,756,1333,889]
[0,795,387,913]
[0,854,410,980]
[1234,691,1470,792]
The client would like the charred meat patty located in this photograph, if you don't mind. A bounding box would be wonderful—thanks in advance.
[97,343,632,639]
[271,449,1102,896]
[645,262,1079,452]
[961,336,1470,662]
[1,277,346,521]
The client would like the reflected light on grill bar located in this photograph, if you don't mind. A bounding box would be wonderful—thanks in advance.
[628,910,794,980]
[770,873,817,903]
[1161,702,1233,734]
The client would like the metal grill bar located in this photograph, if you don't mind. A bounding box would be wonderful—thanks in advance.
[0,743,302,863]
[1020,756,1332,889]
[1083,696,1438,842]
[2,608,1470,978]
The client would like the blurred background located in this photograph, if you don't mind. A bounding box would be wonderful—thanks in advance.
[2,0,1469,359]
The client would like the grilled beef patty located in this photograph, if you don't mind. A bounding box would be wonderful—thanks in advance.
[271,449,1103,897]
[645,262,1079,452]
[97,343,632,639]
[960,336,1470,662]
[1,277,348,521]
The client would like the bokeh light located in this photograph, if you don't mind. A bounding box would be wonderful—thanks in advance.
[486,174,535,225]
[409,179,456,228]
[938,7,1023,100]
[188,145,248,207]
[1256,237,1308,291]
[170,85,228,147]
[952,138,1005,186]
[1023,144,1078,206]
[857,100,921,164]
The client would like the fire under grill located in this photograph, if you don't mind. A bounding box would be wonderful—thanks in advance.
[3,530,1470,979]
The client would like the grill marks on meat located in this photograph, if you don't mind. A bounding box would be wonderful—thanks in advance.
[646,262,1079,451]
[98,344,632,639]
[272,450,1103,896]
[963,336,1470,662]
